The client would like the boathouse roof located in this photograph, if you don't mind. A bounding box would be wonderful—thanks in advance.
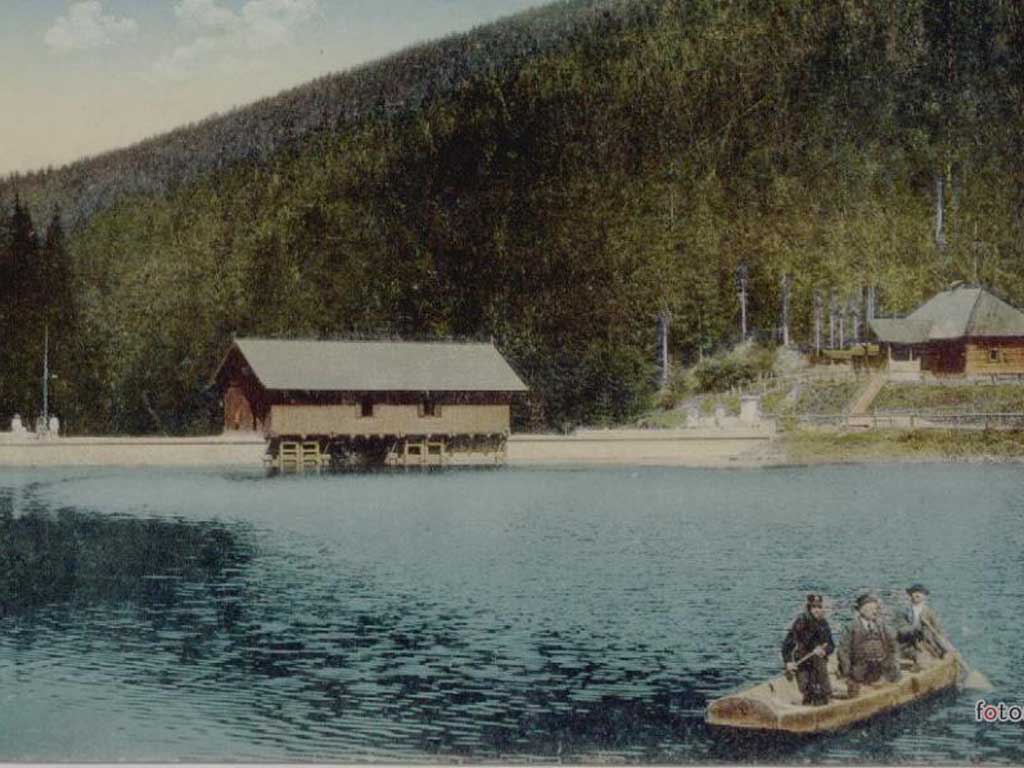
[214,338,529,392]
[869,285,1024,344]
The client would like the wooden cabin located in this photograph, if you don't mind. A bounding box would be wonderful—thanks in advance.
[869,285,1024,378]
[211,338,528,467]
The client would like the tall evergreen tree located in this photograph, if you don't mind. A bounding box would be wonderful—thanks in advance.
[1,196,43,423]
[0,197,11,322]
[42,207,75,327]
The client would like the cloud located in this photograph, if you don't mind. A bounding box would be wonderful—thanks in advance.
[175,0,238,30]
[154,0,319,80]
[151,36,221,82]
[44,1,138,53]
[241,0,319,48]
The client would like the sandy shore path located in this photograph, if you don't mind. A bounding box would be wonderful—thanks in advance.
[0,428,779,468]
[507,428,778,467]
[0,435,268,467]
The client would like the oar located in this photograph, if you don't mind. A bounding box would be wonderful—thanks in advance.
[783,648,819,688]
[921,615,992,691]
[791,646,826,668]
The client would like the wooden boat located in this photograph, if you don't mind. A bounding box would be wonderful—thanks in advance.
[705,651,961,734]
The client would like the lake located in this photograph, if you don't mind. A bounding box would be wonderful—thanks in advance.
[0,464,1021,763]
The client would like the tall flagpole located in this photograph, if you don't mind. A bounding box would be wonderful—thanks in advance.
[43,324,49,426]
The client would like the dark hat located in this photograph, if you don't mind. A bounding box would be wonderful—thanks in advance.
[854,593,879,610]
[806,593,824,607]
[906,584,930,595]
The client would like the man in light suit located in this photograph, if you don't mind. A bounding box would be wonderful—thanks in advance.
[898,584,952,664]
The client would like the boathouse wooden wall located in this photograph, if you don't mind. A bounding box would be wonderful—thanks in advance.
[908,338,1024,376]
[269,403,511,438]
[218,363,515,438]
[964,339,1024,375]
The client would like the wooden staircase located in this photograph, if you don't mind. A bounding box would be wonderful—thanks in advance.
[387,437,448,467]
[272,440,329,472]
[849,374,886,417]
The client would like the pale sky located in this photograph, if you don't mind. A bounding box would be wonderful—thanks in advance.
[0,0,551,176]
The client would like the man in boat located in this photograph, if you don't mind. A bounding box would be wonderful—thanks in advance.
[837,594,901,695]
[898,584,953,665]
[781,593,834,706]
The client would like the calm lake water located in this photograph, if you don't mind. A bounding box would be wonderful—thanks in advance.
[0,464,1022,763]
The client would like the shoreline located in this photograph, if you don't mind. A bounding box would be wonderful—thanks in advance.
[0,435,268,467]
[1,428,1022,469]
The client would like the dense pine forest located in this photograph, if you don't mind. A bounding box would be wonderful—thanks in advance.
[2,0,1024,435]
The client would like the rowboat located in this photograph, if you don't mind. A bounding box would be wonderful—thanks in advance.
[705,650,961,734]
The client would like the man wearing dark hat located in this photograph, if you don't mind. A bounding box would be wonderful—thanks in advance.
[781,594,835,706]
[898,584,952,664]
[837,594,901,696]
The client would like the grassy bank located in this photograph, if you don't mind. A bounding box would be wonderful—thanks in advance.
[780,429,1024,465]
[873,384,1024,413]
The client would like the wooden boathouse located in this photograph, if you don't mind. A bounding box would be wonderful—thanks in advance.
[869,284,1024,378]
[211,338,528,468]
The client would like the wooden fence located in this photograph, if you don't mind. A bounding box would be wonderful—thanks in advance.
[868,410,1024,429]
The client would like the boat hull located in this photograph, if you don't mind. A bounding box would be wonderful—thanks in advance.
[706,653,960,734]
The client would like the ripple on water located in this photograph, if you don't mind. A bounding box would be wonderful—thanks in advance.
[1,464,1024,763]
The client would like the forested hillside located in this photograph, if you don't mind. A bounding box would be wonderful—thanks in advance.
[0,0,638,229]
[3,0,1024,435]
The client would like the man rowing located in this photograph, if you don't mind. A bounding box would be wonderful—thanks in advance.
[837,593,901,697]
[898,584,953,666]
[781,593,835,706]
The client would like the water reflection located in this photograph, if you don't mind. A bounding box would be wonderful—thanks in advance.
[0,484,250,617]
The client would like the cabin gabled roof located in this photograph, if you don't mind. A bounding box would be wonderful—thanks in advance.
[213,338,529,393]
[868,285,1024,344]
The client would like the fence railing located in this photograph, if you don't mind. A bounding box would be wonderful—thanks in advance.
[749,368,1024,394]
[794,413,850,427]
[869,409,1024,429]
[887,372,1024,386]
[778,410,1024,431]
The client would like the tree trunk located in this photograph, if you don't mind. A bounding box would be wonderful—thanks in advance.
[814,291,823,355]
[935,172,947,252]
[657,310,670,389]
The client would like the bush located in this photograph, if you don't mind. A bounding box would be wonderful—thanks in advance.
[657,369,693,409]
[746,344,778,377]
[699,393,741,416]
[692,343,777,393]
[694,357,758,392]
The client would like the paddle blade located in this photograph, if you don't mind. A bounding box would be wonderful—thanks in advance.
[961,668,993,691]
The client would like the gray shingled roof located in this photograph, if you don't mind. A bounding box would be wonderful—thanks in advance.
[869,286,1024,344]
[218,338,528,392]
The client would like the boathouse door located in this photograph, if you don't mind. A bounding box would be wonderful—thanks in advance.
[224,384,257,432]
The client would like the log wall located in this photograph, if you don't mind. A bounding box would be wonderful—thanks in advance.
[964,339,1024,375]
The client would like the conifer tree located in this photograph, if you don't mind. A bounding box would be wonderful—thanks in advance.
[1,196,42,422]
[0,197,11,320]
[42,207,75,327]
